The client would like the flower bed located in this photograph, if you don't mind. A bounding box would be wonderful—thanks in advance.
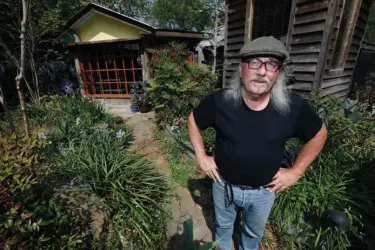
[0,94,170,249]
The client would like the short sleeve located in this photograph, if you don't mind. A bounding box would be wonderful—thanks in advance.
[294,99,323,142]
[193,92,216,130]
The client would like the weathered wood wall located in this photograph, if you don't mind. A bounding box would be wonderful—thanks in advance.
[285,0,330,98]
[320,0,372,99]
[223,0,248,83]
[223,0,372,99]
[223,0,292,85]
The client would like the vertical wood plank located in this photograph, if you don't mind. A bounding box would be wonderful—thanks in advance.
[285,0,298,51]
[121,56,129,95]
[244,0,254,42]
[79,61,88,95]
[88,57,96,95]
[104,55,112,94]
[222,1,229,87]
[312,0,339,90]
[112,53,121,94]
[95,52,104,95]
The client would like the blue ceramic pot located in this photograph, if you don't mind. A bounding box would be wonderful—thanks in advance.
[130,105,139,113]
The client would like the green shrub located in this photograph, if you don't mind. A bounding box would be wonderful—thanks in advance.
[0,135,96,249]
[147,42,217,127]
[271,95,375,249]
[55,129,170,249]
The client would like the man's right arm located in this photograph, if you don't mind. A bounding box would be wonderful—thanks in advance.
[187,112,206,159]
[188,112,221,182]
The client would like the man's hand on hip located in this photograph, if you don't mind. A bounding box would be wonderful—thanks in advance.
[196,155,222,183]
[268,168,301,192]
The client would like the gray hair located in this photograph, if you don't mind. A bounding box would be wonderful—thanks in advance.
[223,69,291,115]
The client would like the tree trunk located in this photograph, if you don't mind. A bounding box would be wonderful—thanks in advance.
[15,0,30,137]
[0,85,16,135]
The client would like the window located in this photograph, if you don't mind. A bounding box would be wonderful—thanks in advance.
[79,43,143,97]
[251,0,292,42]
[331,0,361,70]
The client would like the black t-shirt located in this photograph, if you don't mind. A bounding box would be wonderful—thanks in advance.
[193,89,323,187]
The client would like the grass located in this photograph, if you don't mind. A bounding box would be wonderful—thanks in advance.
[155,130,200,189]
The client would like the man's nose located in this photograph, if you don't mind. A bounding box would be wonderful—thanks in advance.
[256,64,267,75]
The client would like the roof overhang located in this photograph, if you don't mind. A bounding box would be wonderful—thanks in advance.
[57,3,205,44]
[154,29,204,39]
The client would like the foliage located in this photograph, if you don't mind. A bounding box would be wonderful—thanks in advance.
[152,0,219,31]
[1,93,170,249]
[91,0,153,21]
[271,95,375,249]
[130,82,151,106]
[148,42,217,128]
[156,130,200,188]
[55,129,170,249]
[182,217,221,250]
[0,135,95,249]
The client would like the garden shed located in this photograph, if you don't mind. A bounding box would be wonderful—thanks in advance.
[58,3,203,101]
[223,0,373,99]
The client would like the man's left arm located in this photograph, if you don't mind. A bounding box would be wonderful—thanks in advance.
[268,124,328,193]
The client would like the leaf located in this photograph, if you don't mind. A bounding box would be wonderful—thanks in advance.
[199,238,221,250]
[183,218,194,250]
[39,236,51,242]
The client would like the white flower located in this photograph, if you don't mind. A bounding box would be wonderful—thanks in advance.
[116,129,125,139]
[171,125,180,134]
[75,117,81,125]
[38,132,47,140]
[57,143,68,155]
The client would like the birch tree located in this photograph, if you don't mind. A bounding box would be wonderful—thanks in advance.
[15,0,30,137]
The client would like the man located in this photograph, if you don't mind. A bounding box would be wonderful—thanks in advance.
[187,36,327,250]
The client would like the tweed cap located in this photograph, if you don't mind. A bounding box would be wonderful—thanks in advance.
[239,36,289,61]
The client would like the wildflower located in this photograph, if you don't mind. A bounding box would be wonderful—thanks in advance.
[151,55,159,62]
[75,117,81,125]
[59,80,74,95]
[38,132,47,140]
[57,143,68,155]
[116,129,125,139]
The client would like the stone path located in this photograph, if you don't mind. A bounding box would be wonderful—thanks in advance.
[106,108,214,249]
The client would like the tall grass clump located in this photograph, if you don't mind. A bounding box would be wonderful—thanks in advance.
[55,129,170,249]
[270,95,375,249]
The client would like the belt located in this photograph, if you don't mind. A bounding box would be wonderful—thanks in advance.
[237,184,266,190]
[224,181,272,207]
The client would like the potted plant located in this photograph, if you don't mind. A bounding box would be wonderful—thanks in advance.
[130,88,139,113]
[138,82,151,113]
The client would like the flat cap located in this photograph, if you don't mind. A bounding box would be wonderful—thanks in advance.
[239,36,289,61]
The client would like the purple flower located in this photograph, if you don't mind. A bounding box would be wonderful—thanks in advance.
[60,80,74,94]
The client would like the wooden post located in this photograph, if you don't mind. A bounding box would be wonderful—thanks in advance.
[222,1,229,87]
[244,0,254,42]
[71,33,85,96]
[212,0,219,73]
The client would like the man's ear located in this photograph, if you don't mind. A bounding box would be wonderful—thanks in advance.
[238,63,242,76]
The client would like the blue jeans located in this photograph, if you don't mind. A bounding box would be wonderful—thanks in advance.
[212,180,275,250]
